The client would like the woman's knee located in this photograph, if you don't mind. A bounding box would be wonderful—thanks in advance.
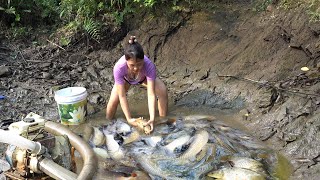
[155,79,168,99]
[108,86,119,105]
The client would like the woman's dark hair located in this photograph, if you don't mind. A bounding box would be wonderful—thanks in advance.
[124,36,144,60]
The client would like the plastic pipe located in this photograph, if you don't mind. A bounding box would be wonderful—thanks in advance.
[0,129,43,154]
[39,158,78,180]
[44,121,97,180]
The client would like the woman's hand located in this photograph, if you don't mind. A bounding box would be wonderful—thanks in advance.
[144,120,154,133]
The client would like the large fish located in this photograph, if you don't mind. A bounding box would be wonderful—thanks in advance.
[164,134,191,154]
[209,131,237,154]
[105,134,125,160]
[93,147,110,160]
[207,167,266,180]
[116,119,132,135]
[122,130,141,145]
[195,143,216,163]
[103,118,131,135]
[184,143,216,174]
[179,130,209,160]
[134,155,177,179]
[225,156,266,174]
[211,122,267,150]
[91,127,105,146]
[143,135,162,147]
[134,118,152,135]
[160,127,195,145]
[189,158,219,179]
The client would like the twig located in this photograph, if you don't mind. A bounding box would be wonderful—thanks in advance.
[25,59,51,63]
[18,48,27,63]
[216,73,269,85]
[216,73,320,97]
[46,39,66,51]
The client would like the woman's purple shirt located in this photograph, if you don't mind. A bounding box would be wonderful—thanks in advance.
[113,55,156,85]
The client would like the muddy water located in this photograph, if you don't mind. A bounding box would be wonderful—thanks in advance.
[0,88,293,179]
[69,92,293,180]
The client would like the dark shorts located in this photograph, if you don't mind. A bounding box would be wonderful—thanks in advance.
[124,77,147,85]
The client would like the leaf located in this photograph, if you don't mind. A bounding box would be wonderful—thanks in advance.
[98,2,104,9]
[15,14,20,22]
[5,7,16,14]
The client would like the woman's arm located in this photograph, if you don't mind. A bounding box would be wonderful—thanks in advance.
[146,80,156,131]
[116,84,137,126]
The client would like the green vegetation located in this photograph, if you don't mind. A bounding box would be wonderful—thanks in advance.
[278,0,320,22]
[1,0,320,44]
[253,0,320,22]
[0,0,195,45]
[308,0,320,22]
[253,0,273,12]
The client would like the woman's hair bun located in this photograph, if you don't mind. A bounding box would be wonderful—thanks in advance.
[128,36,138,44]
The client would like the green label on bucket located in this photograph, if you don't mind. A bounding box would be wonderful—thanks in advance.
[58,100,87,125]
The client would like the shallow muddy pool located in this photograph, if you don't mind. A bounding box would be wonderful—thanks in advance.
[69,92,293,180]
[0,87,293,179]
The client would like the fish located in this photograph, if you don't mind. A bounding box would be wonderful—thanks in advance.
[184,115,216,122]
[91,127,105,146]
[132,118,152,135]
[160,127,195,145]
[122,130,141,145]
[183,119,211,129]
[211,122,267,150]
[209,132,237,154]
[188,158,219,179]
[134,155,170,179]
[238,139,267,150]
[105,134,125,160]
[153,123,176,135]
[179,130,209,160]
[143,135,162,147]
[225,156,266,174]
[164,134,191,154]
[185,143,216,173]
[207,167,266,180]
[93,147,110,160]
[195,143,216,163]
[134,155,180,180]
[116,119,132,135]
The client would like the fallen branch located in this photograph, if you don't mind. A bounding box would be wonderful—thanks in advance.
[46,39,66,51]
[216,73,320,97]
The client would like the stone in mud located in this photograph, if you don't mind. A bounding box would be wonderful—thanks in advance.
[0,65,10,77]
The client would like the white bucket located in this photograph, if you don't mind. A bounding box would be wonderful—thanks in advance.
[54,87,88,125]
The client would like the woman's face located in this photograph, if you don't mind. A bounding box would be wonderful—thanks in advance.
[127,58,144,73]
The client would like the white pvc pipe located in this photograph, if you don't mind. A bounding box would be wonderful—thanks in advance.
[0,129,43,154]
[39,158,77,180]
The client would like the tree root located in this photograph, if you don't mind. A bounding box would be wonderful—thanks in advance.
[216,73,320,97]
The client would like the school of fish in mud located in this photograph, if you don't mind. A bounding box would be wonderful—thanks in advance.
[81,115,281,180]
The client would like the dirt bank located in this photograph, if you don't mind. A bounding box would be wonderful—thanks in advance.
[0,1,319,179]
